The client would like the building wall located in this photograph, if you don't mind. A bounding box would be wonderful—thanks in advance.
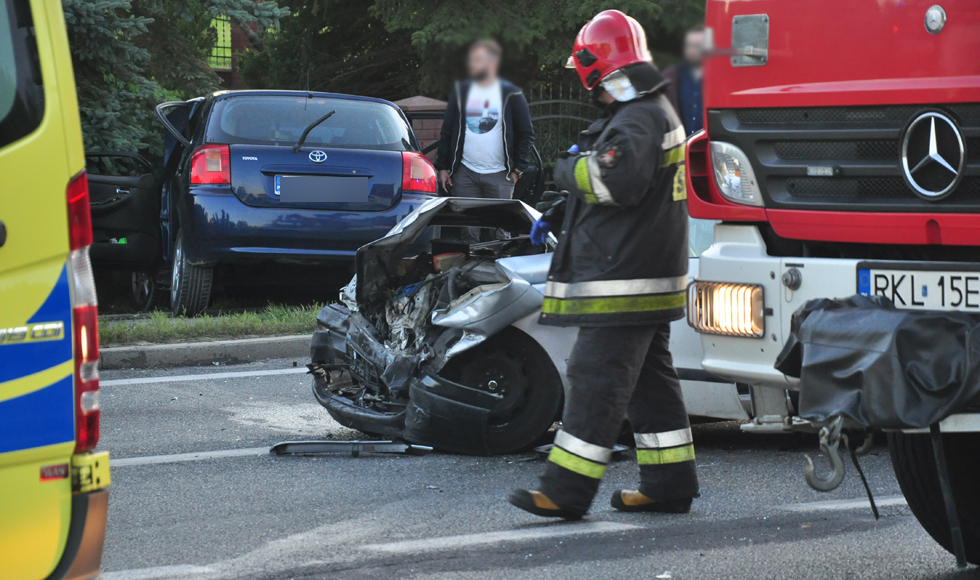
[394,97,448,163]
[215,22,255,89]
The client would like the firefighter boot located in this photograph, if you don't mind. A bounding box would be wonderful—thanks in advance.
[509,489,583,520]
[610,490,693,513]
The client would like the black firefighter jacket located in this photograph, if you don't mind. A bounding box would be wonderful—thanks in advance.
[540,91,689,328]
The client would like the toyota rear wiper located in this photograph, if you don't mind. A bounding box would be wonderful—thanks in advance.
[292,110,336,153]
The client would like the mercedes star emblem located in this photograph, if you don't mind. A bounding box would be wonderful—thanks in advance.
[309,150,328,163]
[901,111,965,200]
[925,5,946,34]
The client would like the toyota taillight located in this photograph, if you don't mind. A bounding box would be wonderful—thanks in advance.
[402,151,437,194]
[190,144,231,185]
[66,171,101,452]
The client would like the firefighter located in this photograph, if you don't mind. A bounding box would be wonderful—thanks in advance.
[510,9,698,519]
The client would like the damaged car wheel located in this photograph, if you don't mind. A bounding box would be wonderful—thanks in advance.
[439,327,562,455]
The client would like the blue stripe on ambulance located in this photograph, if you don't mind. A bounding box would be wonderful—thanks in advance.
[0,265,73,384]
[0,375,74,454]
[0,264,74,453]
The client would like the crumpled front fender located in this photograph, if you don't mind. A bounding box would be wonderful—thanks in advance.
[431,272,544,358]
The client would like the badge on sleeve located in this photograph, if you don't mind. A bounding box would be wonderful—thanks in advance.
[672,164,687,201]
[597,145,622,168]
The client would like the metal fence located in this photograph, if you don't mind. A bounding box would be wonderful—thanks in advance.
[524,82,602,184]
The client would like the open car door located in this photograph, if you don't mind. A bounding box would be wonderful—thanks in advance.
[511,145,544,207]
[86,152,161,269]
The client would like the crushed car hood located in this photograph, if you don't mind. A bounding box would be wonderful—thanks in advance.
[355,197,541,306]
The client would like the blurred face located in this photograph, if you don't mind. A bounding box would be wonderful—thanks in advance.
[468,46,500,82]
[684,29,706,67]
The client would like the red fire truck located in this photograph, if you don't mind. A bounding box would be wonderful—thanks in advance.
[685,0,980,565]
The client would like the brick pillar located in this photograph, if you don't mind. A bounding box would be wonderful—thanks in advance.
[393,96,448,163]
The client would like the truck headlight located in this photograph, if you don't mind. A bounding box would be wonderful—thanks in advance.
[709,141,763,207]
[687,281,765,338]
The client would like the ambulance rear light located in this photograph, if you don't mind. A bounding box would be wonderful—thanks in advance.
[73,305,100,453]
[67,169,101,452]
[70,246,98,308]
[66,171,92,250]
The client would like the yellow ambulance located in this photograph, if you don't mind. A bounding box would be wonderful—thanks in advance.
[0,0,109,578]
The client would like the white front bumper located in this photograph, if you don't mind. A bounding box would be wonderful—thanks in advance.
[695,224,861,389]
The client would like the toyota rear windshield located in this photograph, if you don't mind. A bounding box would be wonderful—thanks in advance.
[206,96,414,151]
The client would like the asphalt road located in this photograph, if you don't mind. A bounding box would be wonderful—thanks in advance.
[98,358,980,580]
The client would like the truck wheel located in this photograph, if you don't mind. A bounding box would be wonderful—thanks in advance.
[888,431,980,564]
[440,327,563,455]
[170,230,213,317]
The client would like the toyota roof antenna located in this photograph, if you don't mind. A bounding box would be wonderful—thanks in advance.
[293,110,335,153]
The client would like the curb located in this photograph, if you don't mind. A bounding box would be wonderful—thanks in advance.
[100,335,311,370]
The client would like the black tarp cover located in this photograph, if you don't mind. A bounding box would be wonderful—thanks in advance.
[775,295,980,429]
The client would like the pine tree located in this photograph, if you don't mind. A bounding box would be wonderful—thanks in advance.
[64,0,166,155]
[64,0,289,159]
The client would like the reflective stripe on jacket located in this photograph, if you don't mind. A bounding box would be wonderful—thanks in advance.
[541,91,688,327]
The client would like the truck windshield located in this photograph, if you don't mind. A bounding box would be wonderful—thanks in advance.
[206,96,414,151]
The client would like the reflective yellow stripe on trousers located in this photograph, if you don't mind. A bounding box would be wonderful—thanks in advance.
[635,428,695,466]
[548,430,612,479]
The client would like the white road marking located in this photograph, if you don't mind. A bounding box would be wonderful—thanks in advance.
[102,565,213,580]
[360,521,641,554]
[100,367,308,387]
[781,494,907,512]
[111,447,270,467]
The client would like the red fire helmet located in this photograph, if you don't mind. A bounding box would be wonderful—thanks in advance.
[569,10,652,90]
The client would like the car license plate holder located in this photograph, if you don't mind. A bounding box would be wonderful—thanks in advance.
[345,344,380,390]
[857,261,980,312]
[275,174,370,203]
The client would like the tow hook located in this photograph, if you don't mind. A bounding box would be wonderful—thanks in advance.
[804,416,847,492]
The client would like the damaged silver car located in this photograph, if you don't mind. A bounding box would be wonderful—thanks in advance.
[310,197,748,455]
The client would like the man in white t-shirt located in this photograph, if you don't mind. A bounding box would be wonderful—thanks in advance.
[435,40,535,207]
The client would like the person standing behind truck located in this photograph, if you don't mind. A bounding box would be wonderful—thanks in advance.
[510,10,698,520]
[663,25,706,136]
[435,39,535,205]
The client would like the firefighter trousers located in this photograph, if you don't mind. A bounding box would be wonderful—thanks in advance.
[539,323,700,515]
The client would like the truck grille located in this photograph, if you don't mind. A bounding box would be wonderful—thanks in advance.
[735,104,980,125]
[773,141,897,160]
[785,177,980,200]
[709,104,980,212]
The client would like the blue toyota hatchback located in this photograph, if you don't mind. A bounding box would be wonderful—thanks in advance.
[86,90,438,315]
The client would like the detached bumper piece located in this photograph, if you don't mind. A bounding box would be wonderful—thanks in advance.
[322,371,502,456]
[776,294,980,430]
[270,440,432,457]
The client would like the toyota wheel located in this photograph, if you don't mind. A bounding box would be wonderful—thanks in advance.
[170,229,213,317]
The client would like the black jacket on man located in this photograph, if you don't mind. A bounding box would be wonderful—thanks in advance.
[435,79,534,176]
[541,66,689,328]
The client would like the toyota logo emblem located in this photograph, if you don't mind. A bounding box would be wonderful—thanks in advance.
[901,111,965,201]
[309,150,328,163]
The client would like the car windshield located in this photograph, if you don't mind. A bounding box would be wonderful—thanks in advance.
[689,217,717,258]
[206,95,414,151]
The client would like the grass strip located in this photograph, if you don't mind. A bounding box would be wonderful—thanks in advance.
[99,303,324,346]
